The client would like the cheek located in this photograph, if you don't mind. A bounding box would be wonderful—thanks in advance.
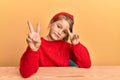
[61,34,67,38]
[49,27,57,34]
[51,26,58,32]
[49,28,53,34]
[50,25,55,31]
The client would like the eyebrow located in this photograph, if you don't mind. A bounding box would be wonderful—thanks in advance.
[58,23,63,28]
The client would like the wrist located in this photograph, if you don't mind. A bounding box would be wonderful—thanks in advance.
[72,41,79,45]
[31,48,39,51]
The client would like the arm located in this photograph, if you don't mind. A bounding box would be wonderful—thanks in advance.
[70,43,91,68]
[67,29,91,68]
[19,47,39,78]
[20,21,41,78]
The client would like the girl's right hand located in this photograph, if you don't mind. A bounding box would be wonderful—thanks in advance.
[26,21,41,51]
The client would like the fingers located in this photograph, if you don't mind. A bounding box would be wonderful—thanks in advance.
[28,33,33,39]
[67,28,72,36]
[73,34,79,39]
[27,21,40,34]
[33,37,40,43]
[27,21,34,33]
[36,23,40,33]
[26,37,32,43]
[28,33,40,42]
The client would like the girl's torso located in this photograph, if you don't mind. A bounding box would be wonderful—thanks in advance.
[38,37,72,67]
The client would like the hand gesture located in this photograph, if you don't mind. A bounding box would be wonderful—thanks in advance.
[26,21,41,51]
[68,29,79,45]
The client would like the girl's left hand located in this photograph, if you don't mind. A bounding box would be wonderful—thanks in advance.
[67,29,79,45]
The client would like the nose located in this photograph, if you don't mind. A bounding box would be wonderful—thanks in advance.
[58,30,62,35]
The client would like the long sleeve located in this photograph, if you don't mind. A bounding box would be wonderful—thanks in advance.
[70,43,91,68]
[19,46,39,78]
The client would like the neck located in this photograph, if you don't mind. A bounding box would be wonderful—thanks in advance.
[44,35,54,41]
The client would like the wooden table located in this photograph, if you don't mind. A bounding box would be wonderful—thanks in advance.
[0,66,120,80]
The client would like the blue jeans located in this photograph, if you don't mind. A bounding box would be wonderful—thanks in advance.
[69,59,78,66]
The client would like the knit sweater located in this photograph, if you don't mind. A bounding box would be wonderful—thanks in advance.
[20,37,91,78]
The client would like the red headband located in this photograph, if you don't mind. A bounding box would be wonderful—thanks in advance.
[51,12,74,22]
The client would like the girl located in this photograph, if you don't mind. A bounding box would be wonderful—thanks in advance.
[19,12,91,78]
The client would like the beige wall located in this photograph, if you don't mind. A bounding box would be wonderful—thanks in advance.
[0,0,120,66]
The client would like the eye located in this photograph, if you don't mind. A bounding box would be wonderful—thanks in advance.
[63,30,67,34]
[57,25,61,28]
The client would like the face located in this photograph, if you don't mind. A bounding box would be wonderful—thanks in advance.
[48,19,70,41]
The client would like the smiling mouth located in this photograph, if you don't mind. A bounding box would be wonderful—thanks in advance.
[54,33,60,38]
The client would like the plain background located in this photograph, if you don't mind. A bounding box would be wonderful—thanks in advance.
[0,0,120,66]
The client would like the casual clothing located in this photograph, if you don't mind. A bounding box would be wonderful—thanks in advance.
[20,37,91,78]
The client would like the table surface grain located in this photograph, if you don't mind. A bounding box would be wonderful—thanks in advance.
[0,66,120,80]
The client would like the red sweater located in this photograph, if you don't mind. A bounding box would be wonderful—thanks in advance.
[20,37,91,78]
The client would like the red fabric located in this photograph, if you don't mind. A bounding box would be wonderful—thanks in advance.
[20,37,91,78]
[50,12,74,22]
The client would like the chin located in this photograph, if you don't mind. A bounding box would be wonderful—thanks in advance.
[52,37,60,41]
[52,35,62,41]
